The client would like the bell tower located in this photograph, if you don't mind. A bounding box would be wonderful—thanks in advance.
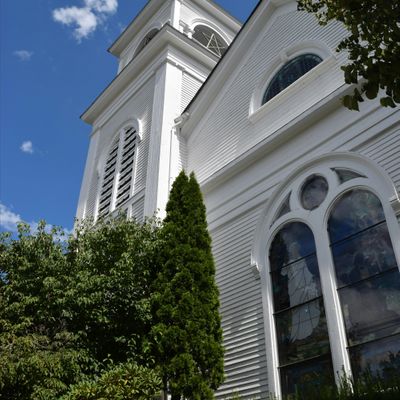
[76,0,240,222]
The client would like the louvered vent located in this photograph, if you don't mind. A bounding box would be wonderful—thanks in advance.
[116,127,136,208]
[98,137,119,217]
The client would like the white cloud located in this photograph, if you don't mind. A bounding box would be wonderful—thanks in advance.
[14,50,34,61]
[84,0,117,14]
[20,140,34,154]
[0,203,73,238]
[0,203,21,232]
[53,0,118,41]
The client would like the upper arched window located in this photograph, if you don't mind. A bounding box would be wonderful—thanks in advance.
[262,54,322,104]
[98,126,138,218]
[192,25,228,57]
[134,29,159,57]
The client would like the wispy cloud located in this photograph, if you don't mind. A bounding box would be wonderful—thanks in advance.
[53,0,118,42]
[0,203,73,237]
[14,50,34,61]
[20,140,34,154]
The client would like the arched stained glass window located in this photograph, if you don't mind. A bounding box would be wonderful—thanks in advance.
[262,54,322,104]
[328,189,400,378]
[269,222,334,396]
[192,25,228,57]
[134,29,159,57]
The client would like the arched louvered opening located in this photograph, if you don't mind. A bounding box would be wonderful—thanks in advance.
[98,137,120,217]
[115,127,137,208]
[192,25,228,57]
[134,29,159,57]
[262,54,322,104]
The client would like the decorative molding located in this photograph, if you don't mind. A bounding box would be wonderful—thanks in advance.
[390,195,400,215]
[251,262,261,279]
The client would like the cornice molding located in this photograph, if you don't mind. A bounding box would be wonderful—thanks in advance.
[82,24,217,126]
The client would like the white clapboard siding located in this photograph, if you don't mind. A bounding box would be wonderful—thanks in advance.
[187,10,347,183]
[210,205,268,399]
[358,128,400,192]
[181,72,203,112]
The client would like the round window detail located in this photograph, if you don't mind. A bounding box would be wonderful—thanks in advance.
[300,175,328,210]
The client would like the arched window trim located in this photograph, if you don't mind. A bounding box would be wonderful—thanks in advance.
[95,119,142,220]
[249,40,335,118]
[251,153,400,398]
[133,28,160,58]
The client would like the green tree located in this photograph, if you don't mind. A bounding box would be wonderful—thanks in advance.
[298,0,400,110]
[151,171,224,400]
[0,217,159,399]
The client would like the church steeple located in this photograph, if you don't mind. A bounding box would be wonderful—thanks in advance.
[76,0,240,222]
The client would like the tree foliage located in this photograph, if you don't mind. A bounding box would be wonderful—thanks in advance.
[62,361,161,400]
[298,0,400,110]
[0,217,159,399]
[151,171,224,400]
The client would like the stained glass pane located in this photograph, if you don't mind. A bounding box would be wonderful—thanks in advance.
[301,175,329,210]
[339,270,400,346]
[328,190,385,243]
[350,334,400,380]
[272,254,321,311]
[333,168,365,184]
[280,355,334,397]
[262,54,322,104]
[273,192,291,224]
[331,222,397,287]
[269,223,316,271]
[275,299,330,365]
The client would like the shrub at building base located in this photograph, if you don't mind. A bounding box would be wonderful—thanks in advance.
[61,362,162,400]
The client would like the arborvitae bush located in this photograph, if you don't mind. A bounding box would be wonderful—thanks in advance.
[151,171,225,400]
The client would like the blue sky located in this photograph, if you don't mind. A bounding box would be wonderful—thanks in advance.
[0,0,259,234]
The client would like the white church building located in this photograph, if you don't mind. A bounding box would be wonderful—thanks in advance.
[76,0,400,398]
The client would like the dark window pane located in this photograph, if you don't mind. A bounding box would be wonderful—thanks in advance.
[328,190,385,243]
[331,223,397,287]
[262,54,322,104]
[301,175,329,210]
[270,222,316,271]
[272,254,322,311]
[273,192,291,224]
[275,299,330,364]
[350,334,400,380]
[332,168,365,184]
[280,355,335,397]
[339,270,400,346]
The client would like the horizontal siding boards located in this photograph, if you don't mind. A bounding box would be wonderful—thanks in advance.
[211,207,268,399]
[86,173,99,218]
[358,128,400,193]
[187,10,347,183]
[181,72,203,112]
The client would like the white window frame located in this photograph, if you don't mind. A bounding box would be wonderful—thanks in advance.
[251,152,400,398]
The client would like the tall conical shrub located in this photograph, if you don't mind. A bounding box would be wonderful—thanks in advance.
[151,171,224,400]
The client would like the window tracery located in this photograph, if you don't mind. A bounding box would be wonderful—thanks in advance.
[260,159,400,397]
[192,25,228,57]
